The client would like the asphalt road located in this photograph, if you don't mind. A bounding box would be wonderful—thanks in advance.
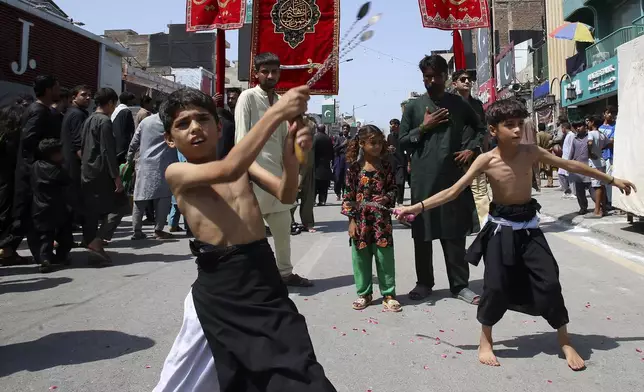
[2,191,644,392]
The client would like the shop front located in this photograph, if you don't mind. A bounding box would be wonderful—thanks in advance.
[0,0,129,105]
[561,56,618,121]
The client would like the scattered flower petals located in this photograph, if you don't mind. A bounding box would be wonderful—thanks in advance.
[423,365,429,370]
[303,299,309,301]
[410,339,415,343]
[547,380,553,384]
[456,351,462,355]
[362,329,367,333]
[390,341,396,345]
[435,337,441,341]
[636,348,642,353]
[441,354,447,358]
[145,365,151,369]
[435,341,441,345]
[607,317,612,320]
[353,328,359,331]
[49,387,58,391]
[418,337,423,340]
[439,329,445,333]
[341,332,346,336]
[332,326,337,330]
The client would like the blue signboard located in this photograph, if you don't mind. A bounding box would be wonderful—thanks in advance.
[533,81,549,99]
[561,56,618,107]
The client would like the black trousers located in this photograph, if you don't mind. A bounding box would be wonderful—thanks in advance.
[477,228,569,329]
[0,170,32,252]
[34,219,74,264]
[574,181,592,211]
[333,171,345,198]
[395,184,405,205]
[191,239,336,392]
[0,178,14,245]
[413,237,469,294]
[315,180,330,205]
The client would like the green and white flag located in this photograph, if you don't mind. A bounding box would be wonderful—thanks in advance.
[321,103,335,124]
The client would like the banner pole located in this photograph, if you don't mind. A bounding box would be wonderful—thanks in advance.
[216,29,226,107]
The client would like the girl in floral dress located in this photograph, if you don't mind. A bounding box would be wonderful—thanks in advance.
[341,125,401,312]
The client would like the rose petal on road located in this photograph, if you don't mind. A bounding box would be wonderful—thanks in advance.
[49,387,58,391]
[636,348,642,353]
[547,380,553,384]
[441,354,447,358]
[145,365,151,369]
[423,365,429,370]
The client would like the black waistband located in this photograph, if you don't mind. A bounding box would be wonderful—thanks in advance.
[489,198,541,222]
[190,238,270,264]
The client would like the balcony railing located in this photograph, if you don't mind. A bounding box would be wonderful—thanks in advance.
[634,15,644,25]
[586,25,644,67]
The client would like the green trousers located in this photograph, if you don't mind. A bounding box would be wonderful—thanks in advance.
[351,242,396,297]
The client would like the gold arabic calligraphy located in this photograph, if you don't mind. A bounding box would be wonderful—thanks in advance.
[279,0,312,31]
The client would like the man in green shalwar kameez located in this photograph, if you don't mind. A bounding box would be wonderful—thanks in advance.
[399,55,485,303]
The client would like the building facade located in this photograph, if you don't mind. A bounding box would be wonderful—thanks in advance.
[0,0,129,105]
[559,0,644,120]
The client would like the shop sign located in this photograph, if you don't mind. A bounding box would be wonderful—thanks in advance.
[561,57,618,107]
[533,80,549,99]
[477,78,496,109]
[533,94,555,110]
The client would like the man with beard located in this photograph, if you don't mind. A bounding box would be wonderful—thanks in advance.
[61,85,91,226]
[333,123,351,201]
[235,52,313,287]
[399,55,484,303]
[387,119,407,206]
[452,69,489,226]
[0,75,60,264]
[80,88,127,264]
[111,91,136,164]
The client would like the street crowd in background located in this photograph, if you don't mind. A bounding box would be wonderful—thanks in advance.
[0,49,631,389]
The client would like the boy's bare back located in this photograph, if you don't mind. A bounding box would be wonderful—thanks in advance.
[479,144,539,205]
[173,174,267,247]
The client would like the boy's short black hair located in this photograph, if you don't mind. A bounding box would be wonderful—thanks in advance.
[59,87,70,100]
[140,95,153,105]
[119,91,136,105]
[94,88,119,107]
[590,114,603,128]
[254,52,280,71]
[389,118,400,126]
[226,87,242,95]
[418,54,448,74]
[560,121,571,129]
[33,75,58,98]
[605,105,617,115]
[37,138,62,159]
[159,88,220,133]
[485,99,529,126]
[571,120,585,127]
[538,122,546,132]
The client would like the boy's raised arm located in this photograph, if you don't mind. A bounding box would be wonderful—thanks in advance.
[166,86,310,192]
[396,153,490,218]
[249,121,311,204]
[537,146,636,195]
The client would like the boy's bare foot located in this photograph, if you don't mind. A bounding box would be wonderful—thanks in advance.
[562,344,585,371]
[479,326,500,367]
[558,325,586,371]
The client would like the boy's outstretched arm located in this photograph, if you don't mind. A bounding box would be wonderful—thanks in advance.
[537,147,637,194]
[249,121,312,204]
[395,153,490,218]
[166,86,310,192]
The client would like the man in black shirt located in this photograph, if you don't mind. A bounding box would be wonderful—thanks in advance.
[111,91,136,163]
[61,85,91,224]
[0,75,60,263]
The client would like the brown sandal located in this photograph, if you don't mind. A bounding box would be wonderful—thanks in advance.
[352,294,373,310]
[383,296,402,312]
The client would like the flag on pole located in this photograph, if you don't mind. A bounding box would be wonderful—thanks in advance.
[418,0,490,30]
[186,0,247,32]
[322,100,335,124]
[250,0,340,94]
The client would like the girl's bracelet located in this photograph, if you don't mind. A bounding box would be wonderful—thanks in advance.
[608,176,615,185]
[420,201,425,212]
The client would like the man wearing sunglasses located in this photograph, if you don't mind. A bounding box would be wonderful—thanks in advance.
[452,70,490,227]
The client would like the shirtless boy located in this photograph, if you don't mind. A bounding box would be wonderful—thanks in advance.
[395,99,636,371]
[154,86,336,392]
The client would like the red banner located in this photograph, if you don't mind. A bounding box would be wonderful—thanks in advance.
[186,0,246,32]
[418,0,490,30]
[478,78,496,110]
[250,0,339,94]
